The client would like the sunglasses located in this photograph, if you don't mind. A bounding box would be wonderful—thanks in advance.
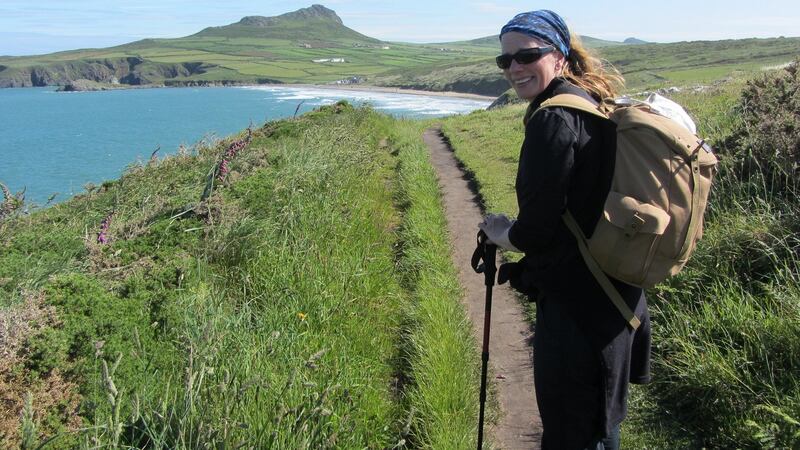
[495,47,555,69]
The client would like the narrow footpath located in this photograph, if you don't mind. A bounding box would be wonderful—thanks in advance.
[423,127,542,449]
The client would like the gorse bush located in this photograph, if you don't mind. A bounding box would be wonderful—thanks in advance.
[733,58,800,193]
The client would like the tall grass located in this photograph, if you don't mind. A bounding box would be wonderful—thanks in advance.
[0,106,342,447]
[392,120,482,448]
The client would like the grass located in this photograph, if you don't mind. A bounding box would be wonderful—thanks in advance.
[392,119,483,448]
[0,103,484,448]
[438,70,800,448]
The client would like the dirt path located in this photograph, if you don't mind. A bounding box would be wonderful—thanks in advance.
[423,127,542,449]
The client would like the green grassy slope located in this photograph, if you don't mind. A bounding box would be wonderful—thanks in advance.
[0,5,495,89]
[0,105,482,448]
[602,37,800,89]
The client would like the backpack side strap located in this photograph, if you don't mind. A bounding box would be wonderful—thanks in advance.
[563,210,642,330]
[679,151,704,260]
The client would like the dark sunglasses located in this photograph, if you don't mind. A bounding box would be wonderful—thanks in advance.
[495,47,555,69]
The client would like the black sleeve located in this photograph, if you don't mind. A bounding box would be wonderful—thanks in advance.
[508,109,579,254]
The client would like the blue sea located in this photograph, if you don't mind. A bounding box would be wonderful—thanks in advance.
[0,86,491,206]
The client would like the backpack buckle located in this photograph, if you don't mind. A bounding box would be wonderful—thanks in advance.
[624,212,646,238]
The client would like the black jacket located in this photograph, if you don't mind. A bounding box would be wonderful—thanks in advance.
[507,78,651,447]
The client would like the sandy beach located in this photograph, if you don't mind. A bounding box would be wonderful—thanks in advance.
[286,83,498,102]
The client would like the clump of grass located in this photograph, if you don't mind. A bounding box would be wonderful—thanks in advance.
[392,120,482,449]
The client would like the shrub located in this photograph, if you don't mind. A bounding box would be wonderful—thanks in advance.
[732,59,800,193]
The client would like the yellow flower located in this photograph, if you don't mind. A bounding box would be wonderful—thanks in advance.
[297,312,307,321]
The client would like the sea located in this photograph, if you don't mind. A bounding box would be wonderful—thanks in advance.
[0,85,491,206]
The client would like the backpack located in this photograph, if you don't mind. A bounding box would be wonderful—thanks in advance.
[535,93,718,329]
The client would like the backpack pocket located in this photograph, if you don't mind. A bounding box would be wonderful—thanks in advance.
[588,192,671,287]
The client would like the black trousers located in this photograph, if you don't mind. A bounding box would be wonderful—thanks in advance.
[534,296,605,449]
[533,286,649,450]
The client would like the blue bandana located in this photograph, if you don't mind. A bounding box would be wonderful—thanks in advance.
[500,10,571,58]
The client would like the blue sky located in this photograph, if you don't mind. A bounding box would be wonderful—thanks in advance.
[1,1,798,56]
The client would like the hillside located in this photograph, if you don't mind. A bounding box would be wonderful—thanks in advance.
[192,4,378,42]
[0,4,495,90]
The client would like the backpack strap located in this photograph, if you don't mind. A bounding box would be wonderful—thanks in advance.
[537,94,608,119]
[537,93,641,329]
[679,150,704,259]
[563,211,642,330]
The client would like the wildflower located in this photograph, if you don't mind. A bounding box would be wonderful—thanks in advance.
[97,212,114,244]
[297,312,307,321]
[217,158,230,182]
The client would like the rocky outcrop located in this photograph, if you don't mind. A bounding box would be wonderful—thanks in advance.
[442,77,510,97]
[0,67,32,88]
[487,90,527,110]
[239,5,343,26]
[163,78,283,87]
[375,75,510,98]
[58,79,107,91]
[56,79,138,91]
[0,58,213,88]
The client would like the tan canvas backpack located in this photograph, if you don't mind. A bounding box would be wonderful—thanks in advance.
[535,94,718,329]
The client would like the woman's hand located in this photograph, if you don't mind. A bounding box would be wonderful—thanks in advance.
[478,213,521,252]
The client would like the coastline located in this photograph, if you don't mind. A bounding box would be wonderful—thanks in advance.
[37,79,497,101]
[288,83,498,101]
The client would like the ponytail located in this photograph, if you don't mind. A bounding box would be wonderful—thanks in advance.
[562,34,624,102]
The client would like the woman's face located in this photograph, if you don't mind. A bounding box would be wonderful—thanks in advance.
[499,31,565,101]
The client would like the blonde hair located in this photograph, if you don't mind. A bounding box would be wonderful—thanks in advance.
[561,34,624,102]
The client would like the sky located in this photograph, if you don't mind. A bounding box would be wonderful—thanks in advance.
[1,0,799,56]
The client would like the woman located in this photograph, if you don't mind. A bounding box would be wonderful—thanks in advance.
[478,10,652,450]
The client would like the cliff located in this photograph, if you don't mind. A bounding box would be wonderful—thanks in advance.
[0,58,214,88]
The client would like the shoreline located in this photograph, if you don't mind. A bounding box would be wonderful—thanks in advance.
[33,80,497,101]
[286,83,498,101]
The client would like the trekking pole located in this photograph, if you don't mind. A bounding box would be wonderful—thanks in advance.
[471,230,497,450]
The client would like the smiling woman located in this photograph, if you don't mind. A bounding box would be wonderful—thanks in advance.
[479,9,648,450]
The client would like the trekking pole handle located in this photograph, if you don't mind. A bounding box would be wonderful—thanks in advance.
[475,230,497,286]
